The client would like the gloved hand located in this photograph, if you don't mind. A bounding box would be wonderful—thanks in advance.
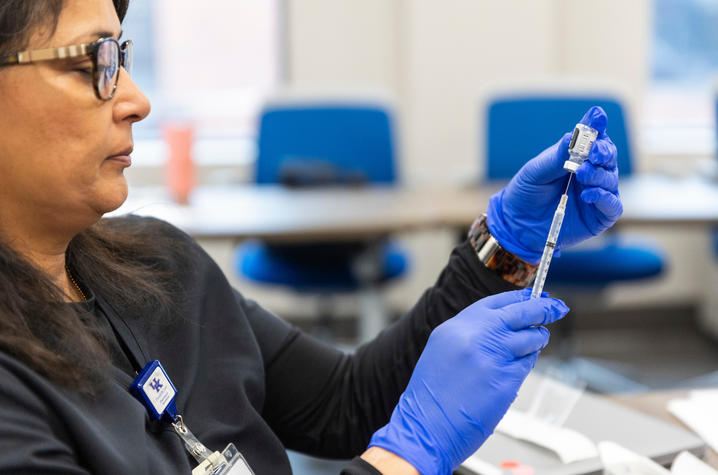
[368,289,569,475]
[486,106,623,263]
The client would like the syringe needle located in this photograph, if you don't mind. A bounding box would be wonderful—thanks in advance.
[564,173,573,194]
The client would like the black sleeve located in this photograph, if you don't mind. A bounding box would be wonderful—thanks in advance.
[259,241,519,460]
[340,457,382,475]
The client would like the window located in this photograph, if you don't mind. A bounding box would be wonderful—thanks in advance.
[121,1,155,138]
[653,0,718,87]
[121,0,283,165]
[646,0,718,156]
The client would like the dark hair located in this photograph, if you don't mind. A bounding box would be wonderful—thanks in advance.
[0,1,129,53]
[0,0,175,393]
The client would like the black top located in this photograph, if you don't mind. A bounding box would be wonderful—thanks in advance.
[0,217,516,474]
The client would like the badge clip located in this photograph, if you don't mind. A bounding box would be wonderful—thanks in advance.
[130,361,255,474]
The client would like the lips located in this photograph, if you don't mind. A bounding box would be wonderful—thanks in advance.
[106,155,132,167]
[106,146,133,167]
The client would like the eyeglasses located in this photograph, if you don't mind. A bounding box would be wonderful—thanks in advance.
[0,37,132,101]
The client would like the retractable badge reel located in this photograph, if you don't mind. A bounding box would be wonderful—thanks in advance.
[130,360,255,475]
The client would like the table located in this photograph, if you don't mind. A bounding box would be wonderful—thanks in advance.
[111,175,718,242]
[618,175,718,227]
[460,373,706,475]
[112,184,494,241]
[609,390,718,469]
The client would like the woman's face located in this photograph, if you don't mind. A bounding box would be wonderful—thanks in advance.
[0,0,150,235]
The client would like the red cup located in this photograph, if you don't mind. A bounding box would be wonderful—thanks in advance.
[163,122,195,205]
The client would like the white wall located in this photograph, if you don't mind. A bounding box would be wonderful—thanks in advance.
[287,0,650,184]
[402,0,558,185]
[287,0,402,90]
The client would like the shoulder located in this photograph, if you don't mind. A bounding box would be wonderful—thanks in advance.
[100,215,193,243]
[98,215,205,264]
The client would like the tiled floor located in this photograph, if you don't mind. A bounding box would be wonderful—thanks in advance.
[287,303,718,474]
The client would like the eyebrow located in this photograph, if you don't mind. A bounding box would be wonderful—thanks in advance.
[70,29,123,44]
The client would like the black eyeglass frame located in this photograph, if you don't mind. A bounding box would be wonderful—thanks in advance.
[0,37,133,101]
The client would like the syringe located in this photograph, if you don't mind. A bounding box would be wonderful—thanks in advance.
[530,123,599,299]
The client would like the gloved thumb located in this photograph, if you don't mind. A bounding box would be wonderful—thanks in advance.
[514,132,571,186]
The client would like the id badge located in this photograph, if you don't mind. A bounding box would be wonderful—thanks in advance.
[131,361,255,475]
[191,444,255,475]
[211,443,255,475]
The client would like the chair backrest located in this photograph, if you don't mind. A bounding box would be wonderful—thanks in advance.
[484,95,633,180]
[255,102,397,185]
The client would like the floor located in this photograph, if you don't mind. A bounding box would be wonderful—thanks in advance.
[286,302,718,474]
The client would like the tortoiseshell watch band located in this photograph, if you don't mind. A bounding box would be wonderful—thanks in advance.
[467,215,538,287]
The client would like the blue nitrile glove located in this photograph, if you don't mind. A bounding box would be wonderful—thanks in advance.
[368,289,569,475]
[486,106,623,263]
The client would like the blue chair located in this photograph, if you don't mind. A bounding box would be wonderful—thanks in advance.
[236,100,409,340]
[484,94,666,391]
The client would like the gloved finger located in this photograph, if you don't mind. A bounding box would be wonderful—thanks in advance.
[503,326,550,358]
[515,350,540,374]
[575,162,619,193]
[579,106,608,138]
[499,297,569,330]
[580,187,623,222]
[475,288,532,310]
[585,137,618,170]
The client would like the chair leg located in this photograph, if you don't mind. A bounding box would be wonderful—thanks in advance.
[357,286,388,343]
[543,289,648,393]
[313,296,335,342]
[353,240,389,343]
[556,312,575,362]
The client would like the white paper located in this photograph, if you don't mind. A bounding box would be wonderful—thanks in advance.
[688,389,718,402]
[670,451,718,475]
[598,441,671,475]
[495,409,598,464]
[667,395,718,453]
[527,374,586,427]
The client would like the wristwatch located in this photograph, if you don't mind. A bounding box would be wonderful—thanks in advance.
[467,215,538,287]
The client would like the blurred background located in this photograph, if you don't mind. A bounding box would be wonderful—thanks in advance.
[116,1,718,471]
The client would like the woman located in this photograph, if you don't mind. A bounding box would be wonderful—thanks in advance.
[0,1,621,474]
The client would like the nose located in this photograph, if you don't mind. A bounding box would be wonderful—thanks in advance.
[112,67,151,125]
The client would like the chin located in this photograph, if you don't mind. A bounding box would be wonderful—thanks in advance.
[94,180,129,215]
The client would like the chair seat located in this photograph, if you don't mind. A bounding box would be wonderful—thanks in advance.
[236,240,408,292]
[547,241,665,286]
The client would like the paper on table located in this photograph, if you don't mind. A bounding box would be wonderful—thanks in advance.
[495,409,598,464]
[527,371,586,427]
[598,441,671,475]
[671,451,718,475]
[667,392,718,453]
